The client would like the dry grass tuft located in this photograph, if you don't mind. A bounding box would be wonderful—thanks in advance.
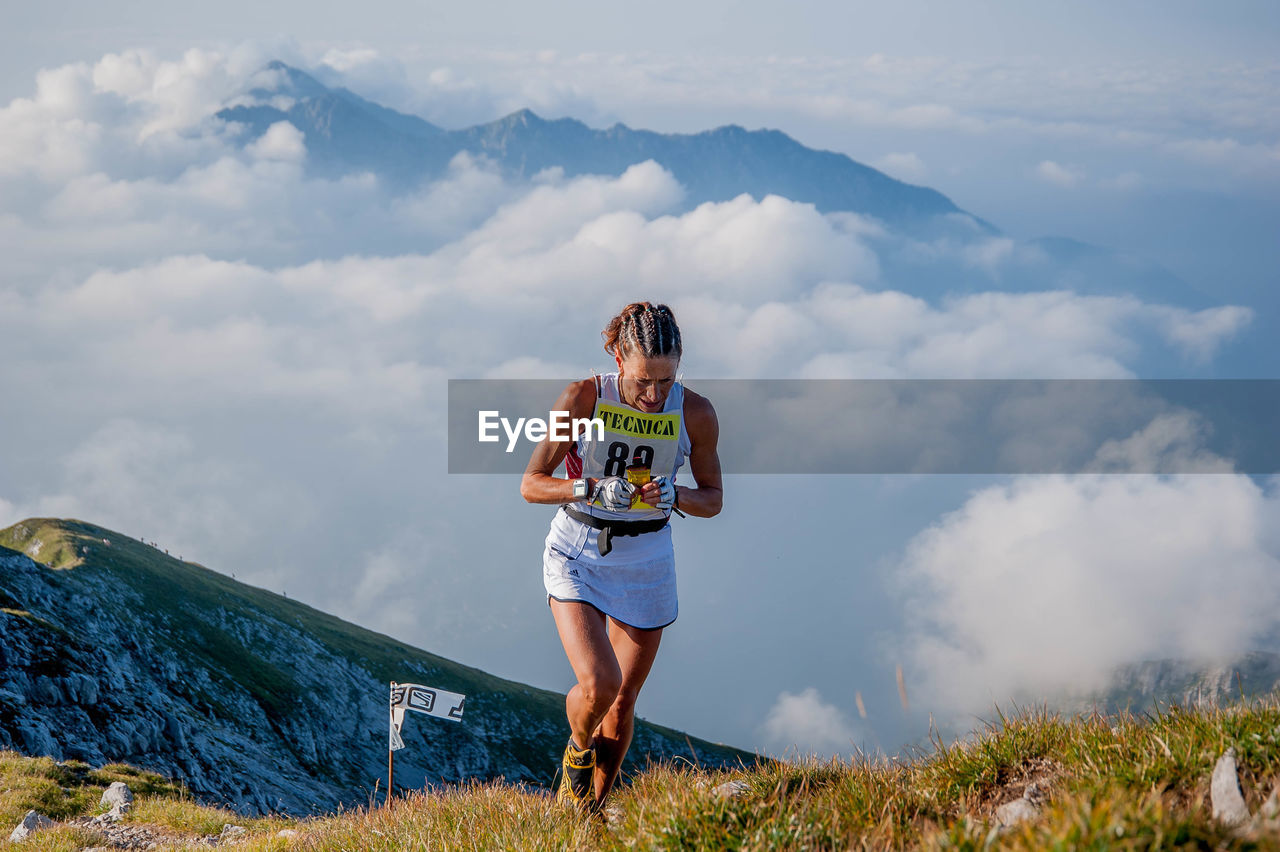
[4,695,1280,849]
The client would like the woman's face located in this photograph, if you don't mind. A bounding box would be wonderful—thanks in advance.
[615,350,679,413]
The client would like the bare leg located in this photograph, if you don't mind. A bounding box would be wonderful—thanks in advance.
[591,617,663,803]
[549,599,623,749]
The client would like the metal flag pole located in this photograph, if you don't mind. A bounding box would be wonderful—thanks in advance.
[385,679,465,807]
[387,681,396,805]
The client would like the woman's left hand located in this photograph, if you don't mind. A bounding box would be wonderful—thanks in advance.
[639,477,677,510]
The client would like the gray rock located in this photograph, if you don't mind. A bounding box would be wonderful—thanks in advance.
[711,779,749,800]
[1246,784,1280,836]
[108,720,137,755]
[1261,785,1280,820]
[101,781,134,809]
[16,721,57,758]
[105,727,132,756]
[78,674,99,706]
[220,824,247,840]
[31,675,61,705]
[94,803,129,824]
[9,810,56,842]
[1210,748,1251,828]
[994,797,1040,828]
[163,712,187,750]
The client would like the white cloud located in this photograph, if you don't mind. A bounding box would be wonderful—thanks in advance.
[319,48,382,74]
[760,688,860,756]
[6,173,1249,433]
[0,47,271,185]
[769,286,1245,379]
[56,255,272,318]
[1149,303,1254,363]
[1036,160,1082,188]
[246,121,305,162]
[899,471,1280,720]
[0,69,101,180]
[23,419,317,568]
[1087,412,1234,474]
[961,237,1015,274]
[482,356,583,379]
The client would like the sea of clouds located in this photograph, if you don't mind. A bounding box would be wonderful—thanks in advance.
[1,46,1277,758]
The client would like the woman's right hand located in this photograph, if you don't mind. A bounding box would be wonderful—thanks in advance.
[592,476,636,511]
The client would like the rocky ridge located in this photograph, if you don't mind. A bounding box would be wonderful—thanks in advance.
[0,518,752,816]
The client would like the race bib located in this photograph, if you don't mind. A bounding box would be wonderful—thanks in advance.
[581,400,681,514]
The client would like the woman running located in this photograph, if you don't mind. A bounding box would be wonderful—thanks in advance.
[521,301,723,811]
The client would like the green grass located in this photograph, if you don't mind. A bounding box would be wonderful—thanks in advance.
[2,696,1278,850]
[0,751,285,851]
[127,796,290,837]
[0,752,182,827]
[0,522,84,570]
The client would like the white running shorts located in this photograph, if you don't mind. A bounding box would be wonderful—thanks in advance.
[542,508,678,629]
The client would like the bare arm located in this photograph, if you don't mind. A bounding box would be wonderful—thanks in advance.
[520,379,599,505]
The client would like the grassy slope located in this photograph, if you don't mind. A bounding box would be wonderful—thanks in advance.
[0,519,750,772]
[2,698,1278,850]
[0,518,539,698]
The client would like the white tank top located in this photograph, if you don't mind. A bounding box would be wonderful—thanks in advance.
[565,372,692,522]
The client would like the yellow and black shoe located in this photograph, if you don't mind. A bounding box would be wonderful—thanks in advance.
[556,737,596,809]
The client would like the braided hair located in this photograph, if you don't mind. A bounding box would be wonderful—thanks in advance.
[601,302,683,361]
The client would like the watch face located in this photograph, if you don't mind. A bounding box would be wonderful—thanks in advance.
[573,479,588,499]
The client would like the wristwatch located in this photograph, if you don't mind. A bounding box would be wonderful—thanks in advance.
[572,479,589,500]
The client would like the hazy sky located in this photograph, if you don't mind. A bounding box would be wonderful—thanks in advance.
[9,0,1280,71]
[2,2,1278,763]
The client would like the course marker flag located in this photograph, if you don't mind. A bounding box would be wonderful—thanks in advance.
[387,681,466,801]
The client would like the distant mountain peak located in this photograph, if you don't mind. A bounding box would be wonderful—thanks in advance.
[215,61,967,227]
[211,60,1218,308]
[214,60,969,229]
[247,61,329,101]
[504,107,540,124]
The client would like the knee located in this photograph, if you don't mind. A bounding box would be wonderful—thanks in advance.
[580,666,622,709]
[609,686,641,717]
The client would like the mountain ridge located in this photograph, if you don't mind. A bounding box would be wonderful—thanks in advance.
[1071,652,1280,716]
[218,62,971,230]
[0,517,753,816]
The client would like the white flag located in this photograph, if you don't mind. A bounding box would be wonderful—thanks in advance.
[389,706,407,752]
[391,683,466,722]
[389,682,465,752]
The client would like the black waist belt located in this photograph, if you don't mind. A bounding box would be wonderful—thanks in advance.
[562,506,668,557]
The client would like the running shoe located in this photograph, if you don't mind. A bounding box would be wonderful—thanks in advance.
[556,737,596,808]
